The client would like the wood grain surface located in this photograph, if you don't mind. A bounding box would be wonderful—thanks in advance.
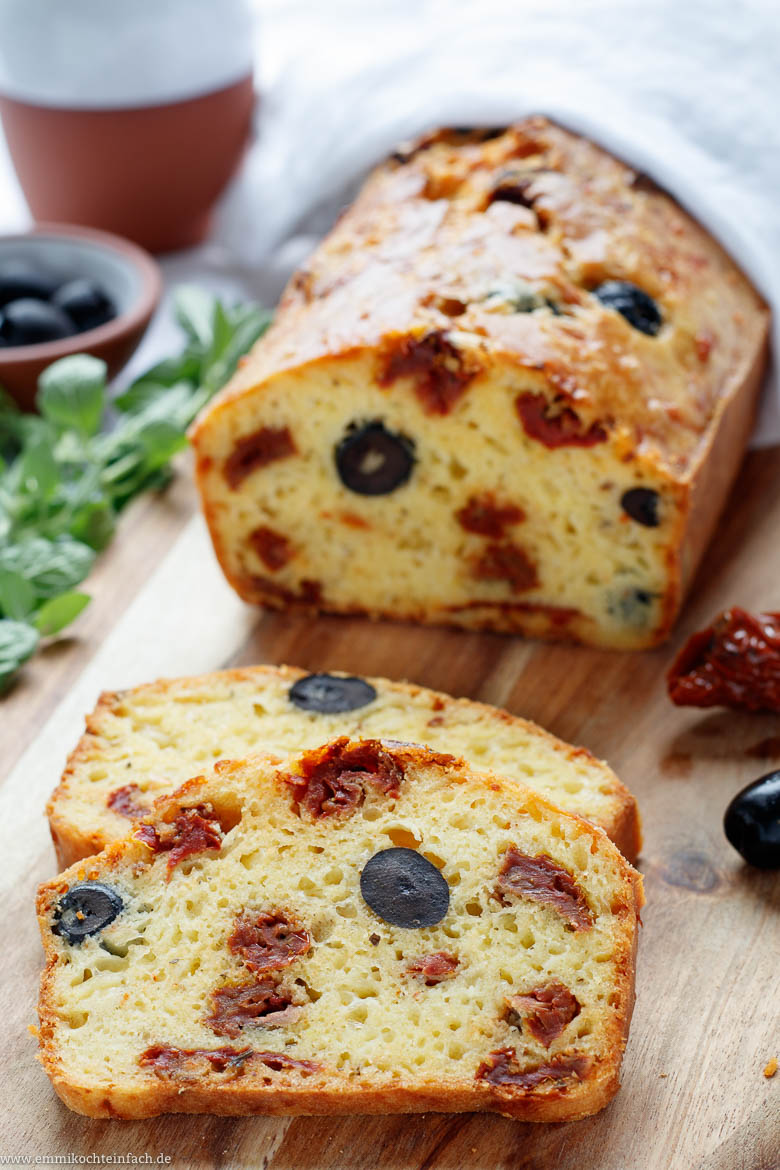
[1,448,778,1170]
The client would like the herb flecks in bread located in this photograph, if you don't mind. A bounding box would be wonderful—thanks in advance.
[37,741,643,1121]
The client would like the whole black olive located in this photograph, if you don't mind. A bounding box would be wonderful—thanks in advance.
[360,847,450,928]
[289,673,377,714]
[0,298,75,346]
[53,279,115,333]
[52,882,124,943]
[724,772,780,868]
[593,281,662,336]
[335,421,415,496]
[0,260,60,307]
[621,487,661,527]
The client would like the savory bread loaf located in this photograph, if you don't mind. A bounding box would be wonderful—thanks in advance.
[189,117,769,649]
[37,739,643,1120]
[46,664,641,868]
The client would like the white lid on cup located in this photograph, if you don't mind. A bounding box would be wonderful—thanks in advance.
[0,0,254,109]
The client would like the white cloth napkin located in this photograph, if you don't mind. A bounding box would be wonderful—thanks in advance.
[217,0,780,444]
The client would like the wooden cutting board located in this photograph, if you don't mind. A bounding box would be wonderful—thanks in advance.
[1,449,778,1170]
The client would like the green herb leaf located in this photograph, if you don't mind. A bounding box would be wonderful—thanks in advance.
[202,307,273,394]
[68,499,116,551]
[0,619,39,691]
[116,353,201,400]
[174,285,217,349]
[33,591,91,636]
[38,354,107,436]
[0,537,96,598]
[0,569,36,620]
[18,429,60,499]
[0,287,272,692]
[114,380,180,415]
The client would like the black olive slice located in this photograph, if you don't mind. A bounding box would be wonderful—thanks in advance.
[53,882,124,943]
[620,487,660,527]
[335,422,415,496]
[360,847,449,928]
[724,772,780,868]
[289,673,377,714]
[593,281,662,336]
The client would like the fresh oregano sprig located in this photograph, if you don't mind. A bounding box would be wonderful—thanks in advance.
[0,285,272,692]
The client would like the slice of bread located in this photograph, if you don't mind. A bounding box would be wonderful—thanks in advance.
[37,740,643,1121]
[47,665,641,869]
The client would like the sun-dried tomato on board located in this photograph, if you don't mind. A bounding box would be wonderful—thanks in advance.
[667,608,780,713]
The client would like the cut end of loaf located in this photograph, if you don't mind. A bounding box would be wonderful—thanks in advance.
[189,117,768,649]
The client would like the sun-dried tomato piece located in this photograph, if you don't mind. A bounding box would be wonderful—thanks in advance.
[249,575,322,608]
[107,783,149,820]
[250,525,293,572]
[378,330,479,415]
[407,951,460,986]
[496,847,593,931]
[253,1051,320,1075]
[206,981,300,1038]
[456,495,526,538]
[505,983,581,1047]
[139,1044,319,1078]
[140,1044,254,1076]
[471,542,538,593]
[134,806,222,878]
[228,910,311,973]
[224,426,297,490]
[515,392,608,448]
[286,738,404,819]
[667,608,780,713]
[476,1049,589,1089]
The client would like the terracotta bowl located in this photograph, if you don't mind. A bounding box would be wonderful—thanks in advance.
[0,224,162,410]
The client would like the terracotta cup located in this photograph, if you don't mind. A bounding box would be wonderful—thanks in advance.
[0,0,255,253]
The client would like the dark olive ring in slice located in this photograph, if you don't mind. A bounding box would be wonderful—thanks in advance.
[335,421,415,496]
[289,673,378,714]
[620,487,660,527]
[360,847,450,928]
[53,882,124,943]
[593,280,662,336]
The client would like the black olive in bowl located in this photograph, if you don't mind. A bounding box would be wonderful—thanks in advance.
[0,259,61,306]
[0,298,75,346]
[0,225,161,410]
[53,278,116,332]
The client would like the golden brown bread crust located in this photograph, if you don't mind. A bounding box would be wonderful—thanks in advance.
[189,118,769,648]
[37,742,643,1121]
[196,120,766,468]
[46,663,641,868]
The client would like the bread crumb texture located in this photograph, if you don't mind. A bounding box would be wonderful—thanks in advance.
[38,741,643,1121]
